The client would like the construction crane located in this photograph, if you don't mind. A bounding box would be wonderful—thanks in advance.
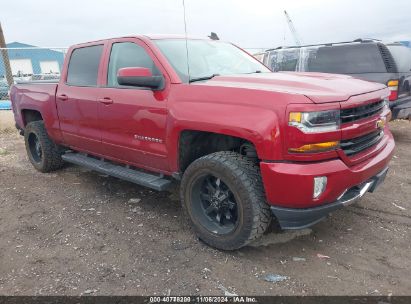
[284,10,302,46]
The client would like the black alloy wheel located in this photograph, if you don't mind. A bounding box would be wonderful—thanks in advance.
[191,174,239,235]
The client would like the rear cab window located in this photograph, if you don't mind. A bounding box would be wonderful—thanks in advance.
[66,45,104,86]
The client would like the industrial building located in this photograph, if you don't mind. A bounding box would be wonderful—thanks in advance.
[0,42,65,78]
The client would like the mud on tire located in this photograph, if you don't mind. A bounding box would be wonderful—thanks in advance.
[180,151,272,250]
[24,121,64,172]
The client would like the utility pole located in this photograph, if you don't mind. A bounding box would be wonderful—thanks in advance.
[284,10,302,46]
[0,22,14,86]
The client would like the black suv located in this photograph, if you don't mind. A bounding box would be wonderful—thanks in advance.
[260,40,411,120]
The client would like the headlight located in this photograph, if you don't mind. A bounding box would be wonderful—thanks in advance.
[289,110,340,133]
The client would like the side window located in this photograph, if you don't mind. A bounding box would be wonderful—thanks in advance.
[66,45,103,86]
[107,42,160,87]
[268,49,300,72]
[387,45,411,73]
[307,44,386,74]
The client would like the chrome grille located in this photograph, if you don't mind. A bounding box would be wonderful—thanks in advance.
[340,130,384,156]
[340,100,385,124]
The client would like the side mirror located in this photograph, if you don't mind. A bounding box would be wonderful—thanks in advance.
[117,67,164,90]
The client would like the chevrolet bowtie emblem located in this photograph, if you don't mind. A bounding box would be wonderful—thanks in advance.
[376,119,385,130]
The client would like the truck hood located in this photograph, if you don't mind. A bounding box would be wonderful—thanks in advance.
[199,72,387,103]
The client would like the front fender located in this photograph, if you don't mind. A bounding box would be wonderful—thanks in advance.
[166,101,282,172]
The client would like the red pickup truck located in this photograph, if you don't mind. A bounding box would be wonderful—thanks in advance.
[10,35,395,250]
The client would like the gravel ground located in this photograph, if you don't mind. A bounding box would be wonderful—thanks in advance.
[0,112,410,296]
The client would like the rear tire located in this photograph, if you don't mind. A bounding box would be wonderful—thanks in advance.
[180,151,272,250]
[24,121,64,172]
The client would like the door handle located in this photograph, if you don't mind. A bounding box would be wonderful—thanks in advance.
[98,97,113,105]
[58,94,68,101]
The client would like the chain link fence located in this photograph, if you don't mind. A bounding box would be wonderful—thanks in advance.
[0,47,68,107]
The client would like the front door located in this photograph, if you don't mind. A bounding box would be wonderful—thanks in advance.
[96,39,169,172]
[56,44,105,154]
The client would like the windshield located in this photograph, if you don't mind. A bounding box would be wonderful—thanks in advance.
[154,39,270,82]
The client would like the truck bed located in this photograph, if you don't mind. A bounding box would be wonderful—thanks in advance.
[15,80,59,85]
[10,82,62,142]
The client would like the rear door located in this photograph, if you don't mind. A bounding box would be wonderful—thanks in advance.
[96,38,169,172]
[56,43,106,154]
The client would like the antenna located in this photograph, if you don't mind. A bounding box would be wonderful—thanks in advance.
[182,0,191,81]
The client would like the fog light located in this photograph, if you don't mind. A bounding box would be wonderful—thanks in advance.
[313,176,327,198]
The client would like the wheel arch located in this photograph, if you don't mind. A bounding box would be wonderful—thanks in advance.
[166,101,281,174]
[177,129,260,173]
[21,109,43,126]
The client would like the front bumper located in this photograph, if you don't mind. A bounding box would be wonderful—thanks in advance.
[390,96,411,120]
[260,130,395,229]
[260,132,394,208]
[270,167,388,229]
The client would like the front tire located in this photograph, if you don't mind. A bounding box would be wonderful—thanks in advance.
[24,121,64,172]
[180,151,272,250]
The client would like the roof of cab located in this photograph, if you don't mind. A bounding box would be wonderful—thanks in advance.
[143,34,206,40]
[70,34,209,48]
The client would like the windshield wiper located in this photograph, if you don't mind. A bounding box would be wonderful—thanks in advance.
[189,74,220,83]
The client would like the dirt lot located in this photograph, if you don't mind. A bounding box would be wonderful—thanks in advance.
[0,111,410,296]
[0,111,15,133]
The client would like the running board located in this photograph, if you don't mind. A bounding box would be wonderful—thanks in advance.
[62,153,172,191]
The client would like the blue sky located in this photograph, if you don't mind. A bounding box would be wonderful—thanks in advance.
[1,0,410,50]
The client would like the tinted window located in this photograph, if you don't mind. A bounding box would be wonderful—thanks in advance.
[387,45,411,73]
[67,45,103,86]
[307,44,386,74]
[107,42,160,87]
